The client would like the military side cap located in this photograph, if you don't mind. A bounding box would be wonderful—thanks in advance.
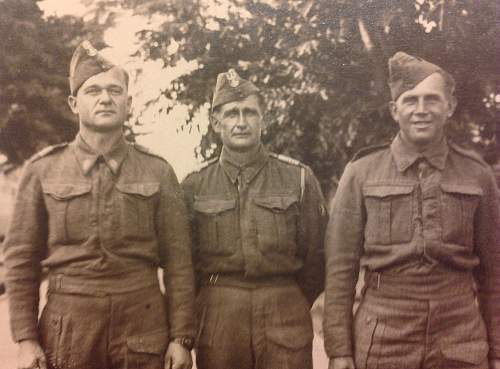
[69,41,115,95]
[212,69,260,111]
[388,52,449,101]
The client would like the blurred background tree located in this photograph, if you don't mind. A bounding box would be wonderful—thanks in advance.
[1,0,498,195]
[0,0,87,164]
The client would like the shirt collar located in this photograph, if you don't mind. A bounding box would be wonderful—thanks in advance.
[390,133,449,172]
[71,134,129,176]
[219,145,269,185]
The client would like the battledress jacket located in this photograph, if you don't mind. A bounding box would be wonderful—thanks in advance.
[4,135,195,342]
[181,146,328,305]
[323,135,500,360]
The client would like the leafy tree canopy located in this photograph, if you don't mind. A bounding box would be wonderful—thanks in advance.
[2,0,499,195]
[0,0,85,164]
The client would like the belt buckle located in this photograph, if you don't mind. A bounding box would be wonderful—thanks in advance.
[208,273,219,285]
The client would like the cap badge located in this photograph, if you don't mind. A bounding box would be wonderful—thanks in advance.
[226,69,240,88]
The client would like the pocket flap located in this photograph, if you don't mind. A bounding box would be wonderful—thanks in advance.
[440,183,483,197]
[116,182,160,197]
[42,183,91,200]
[254,195,298,211]
[127,330,168,354]
[363,185,414,198]
[266,324,313,350]
[441,341,488,364]
[194,199,236,214]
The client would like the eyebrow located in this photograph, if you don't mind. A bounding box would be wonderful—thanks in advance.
[83,84,124,91]
[223,107,240,117]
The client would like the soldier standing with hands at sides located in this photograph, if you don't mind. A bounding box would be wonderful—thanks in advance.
[182,69,328,369]
[323,52,500,369]
[4,41,195,369]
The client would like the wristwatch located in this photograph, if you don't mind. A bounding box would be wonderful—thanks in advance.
[170,336,194,351]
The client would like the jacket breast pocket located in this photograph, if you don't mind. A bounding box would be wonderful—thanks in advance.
[363,185,414,245]
[440,183,482,248]
[193,198,237,256]
[253,195,299,255]
[42,183,92,243]
[116,182,159,241]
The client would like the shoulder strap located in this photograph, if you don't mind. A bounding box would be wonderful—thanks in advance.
[351,143,390,162]
[30,143,68,163]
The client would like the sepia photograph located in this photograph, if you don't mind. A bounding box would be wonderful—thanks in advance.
[0,0,499,368]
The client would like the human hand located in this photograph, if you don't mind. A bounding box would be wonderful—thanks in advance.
[164,341,192,369]
[329,356,356,369]
[17,339,47,369]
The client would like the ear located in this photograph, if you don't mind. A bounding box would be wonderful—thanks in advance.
[127,95,132,113]
[210,113,221,133]
[389,101,398,122]
[67,95,78,115]
[260,113,268,131]
[446,95,457,118]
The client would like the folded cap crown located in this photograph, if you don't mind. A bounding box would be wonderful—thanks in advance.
[69,41,115,95]
[388,51,449,101]
[212,69,260,111]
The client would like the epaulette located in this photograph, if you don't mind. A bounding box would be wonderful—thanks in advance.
[270,153,308,201]
[131,143,168,162]
[351,143,390,162]
[185,157,218,176]
[449,142,488,168]
[29,143,68,163]
[270,153,304,167]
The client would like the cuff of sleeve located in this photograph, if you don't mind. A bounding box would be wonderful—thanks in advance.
[323,336,353,359]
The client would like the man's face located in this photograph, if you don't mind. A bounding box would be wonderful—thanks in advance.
[390,73,456,150]
[212,94,265,152]
[68,67,131,133]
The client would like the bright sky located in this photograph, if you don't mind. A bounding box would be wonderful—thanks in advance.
[38,0,209,179]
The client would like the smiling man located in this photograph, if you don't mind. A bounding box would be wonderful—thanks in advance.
[181,69,327,369]
[323,52,500,369]
[4,41,195,369]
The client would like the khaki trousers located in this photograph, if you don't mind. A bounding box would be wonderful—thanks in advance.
[354,287,489,369]
[195,283,313,369]
[39,285,168,369]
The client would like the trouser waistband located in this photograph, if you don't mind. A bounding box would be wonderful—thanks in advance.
[48,269,159,296]
[364,269,475,299]
[200,272,296,289]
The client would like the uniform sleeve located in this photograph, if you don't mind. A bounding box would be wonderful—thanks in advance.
[296,167,328,306]
[473,168,500,359]
[157,164,196,339]
[4,163,48,342]
[323,162,365,358]
[180,174,200,289]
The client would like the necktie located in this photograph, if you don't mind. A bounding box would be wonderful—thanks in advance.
[417,158,430,181]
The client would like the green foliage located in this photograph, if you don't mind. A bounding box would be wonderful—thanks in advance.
[0,0,85,163]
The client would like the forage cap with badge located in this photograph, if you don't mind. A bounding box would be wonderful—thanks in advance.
[211,69,260,112]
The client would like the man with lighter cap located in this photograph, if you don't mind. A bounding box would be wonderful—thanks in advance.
[4,41,195,369]
[323,52,500,369]
[182,69,328,369]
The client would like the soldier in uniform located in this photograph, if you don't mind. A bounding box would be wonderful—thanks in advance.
[323,52,500,369]
[181,69,327,369]
[4,41,195,369]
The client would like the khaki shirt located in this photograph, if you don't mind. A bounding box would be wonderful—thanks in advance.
[323,135,500,359]
[181,146,327,304]
[4,135,195,341]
